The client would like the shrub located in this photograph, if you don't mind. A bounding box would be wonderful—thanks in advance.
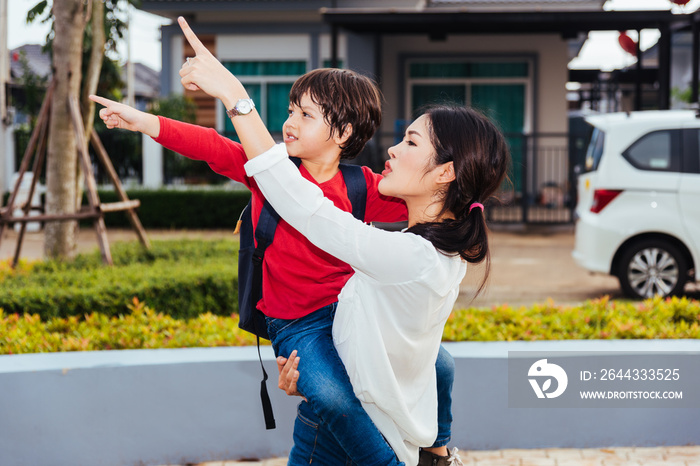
[96,189,251,229]
[1,295,698,355]
[0,239,239,320]
[0,298,258,355]
[443,296,700,341]
[4,188,251,230]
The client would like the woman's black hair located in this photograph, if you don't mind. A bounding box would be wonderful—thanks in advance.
[406,105,510,296]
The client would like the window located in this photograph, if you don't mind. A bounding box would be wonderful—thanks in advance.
[683,128,700,174]
[322,59,344,69]
[584,128,605,172]
[406,59,531,191]
[623,130,681,172]
[222,61,306,138]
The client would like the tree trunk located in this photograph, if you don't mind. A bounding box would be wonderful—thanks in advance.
[76,0,105,209]
[44,0,86,259]
[81,0,104,139]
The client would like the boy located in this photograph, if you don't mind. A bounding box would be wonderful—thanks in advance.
[92,65,455,466]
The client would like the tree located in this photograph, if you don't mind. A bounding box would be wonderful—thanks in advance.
[28,0,132,259]
[43,0,86,258]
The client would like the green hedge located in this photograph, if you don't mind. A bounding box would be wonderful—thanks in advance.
[1,296,698,354]
[0,239,239,320]
[97,189,251,229]
[444,295,700,340]
[3,189,252,229]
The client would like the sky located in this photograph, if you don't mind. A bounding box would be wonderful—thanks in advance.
[7,0,700,73]
[8,0,171,71]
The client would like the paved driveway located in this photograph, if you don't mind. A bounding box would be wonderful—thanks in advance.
[459,226,622,309]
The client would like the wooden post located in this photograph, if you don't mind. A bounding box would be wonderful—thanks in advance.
[1,79,150,267]
[12,104,50,266]
[90,130,151,249]
[0,82,54,243]
[68,95,113,265]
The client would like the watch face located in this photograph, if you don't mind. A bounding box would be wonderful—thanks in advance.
[237,99,253,114]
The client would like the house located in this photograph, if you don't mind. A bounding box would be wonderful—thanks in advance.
[1,44,160,193]
[137,0,679,224]
[125,62,161,112]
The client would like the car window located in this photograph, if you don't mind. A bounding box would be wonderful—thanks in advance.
[684,128,700,173]
[584,127,605,172]
[622,130,681,172]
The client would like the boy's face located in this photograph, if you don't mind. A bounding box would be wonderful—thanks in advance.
[283,92,341,161]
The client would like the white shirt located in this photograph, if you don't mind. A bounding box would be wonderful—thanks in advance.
[245,144,466,465]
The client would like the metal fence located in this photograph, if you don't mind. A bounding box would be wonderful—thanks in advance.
[375,131,575,226]
[487,132,574,225]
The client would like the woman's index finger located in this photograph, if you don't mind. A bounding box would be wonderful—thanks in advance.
[178,16,208,55]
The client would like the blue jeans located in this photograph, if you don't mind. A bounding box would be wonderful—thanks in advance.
[266,303,454,464]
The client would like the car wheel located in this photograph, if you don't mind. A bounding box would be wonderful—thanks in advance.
[617,240,688,299]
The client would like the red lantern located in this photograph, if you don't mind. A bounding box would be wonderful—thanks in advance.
[11,52,19,62]
[670,0,691,6]
[618,31,637,56]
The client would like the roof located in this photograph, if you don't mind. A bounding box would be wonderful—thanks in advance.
[321,9,678,35]
[139,0,605,14]
[429,0,605,10]
[10,44,51,81]
[10,43,160,99]
[122,62,161,99]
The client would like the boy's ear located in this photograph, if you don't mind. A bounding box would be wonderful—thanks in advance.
[435,161,456,184]
[333,123,353,147]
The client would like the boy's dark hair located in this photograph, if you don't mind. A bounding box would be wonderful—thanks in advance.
[289,68,382,160]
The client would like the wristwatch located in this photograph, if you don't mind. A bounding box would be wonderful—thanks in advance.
[226,99,255,118]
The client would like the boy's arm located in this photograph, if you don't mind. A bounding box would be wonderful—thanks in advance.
[154,116,249,183]
[89,95,251,185]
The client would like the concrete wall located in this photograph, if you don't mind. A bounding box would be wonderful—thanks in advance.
[3,340,696,466]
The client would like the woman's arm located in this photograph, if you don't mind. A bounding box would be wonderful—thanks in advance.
[246,145,432,284]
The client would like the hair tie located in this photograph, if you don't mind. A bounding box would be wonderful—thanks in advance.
[469,202,484,213]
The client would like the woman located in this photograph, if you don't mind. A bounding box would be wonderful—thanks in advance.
[248,107,508,465]
[98,18,509,465]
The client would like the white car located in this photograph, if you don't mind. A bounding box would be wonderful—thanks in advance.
[573,110,700,299]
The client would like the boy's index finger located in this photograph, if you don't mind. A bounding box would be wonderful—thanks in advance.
[178,16,208,56]
[89,95,113,108]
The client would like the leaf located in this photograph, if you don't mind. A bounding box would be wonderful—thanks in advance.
[26,1,48,24]
[542,379,552,392]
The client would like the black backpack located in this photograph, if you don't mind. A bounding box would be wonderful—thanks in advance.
[237,157,367,429]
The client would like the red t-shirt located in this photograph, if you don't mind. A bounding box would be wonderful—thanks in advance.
[155,117,408,319]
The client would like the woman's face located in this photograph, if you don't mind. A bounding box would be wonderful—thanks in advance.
[379,115,437,199]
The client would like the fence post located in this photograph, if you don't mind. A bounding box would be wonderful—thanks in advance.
[521,134,528,224]
[142,132,163,188]
[1,124,13,194]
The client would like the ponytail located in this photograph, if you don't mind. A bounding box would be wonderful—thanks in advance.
[406,106,510,296]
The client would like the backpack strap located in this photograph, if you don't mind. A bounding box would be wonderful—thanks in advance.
[250,202,277,430]
[338,163,367,222]
[249,157,302,431]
